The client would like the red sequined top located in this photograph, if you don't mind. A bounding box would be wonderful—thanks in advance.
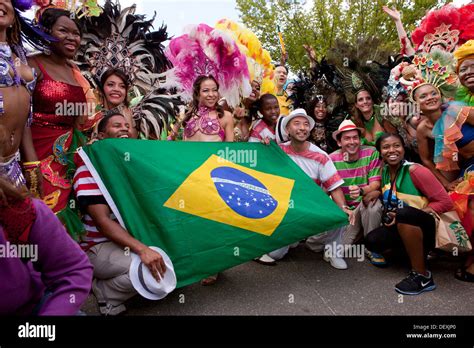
[32,60,86,130]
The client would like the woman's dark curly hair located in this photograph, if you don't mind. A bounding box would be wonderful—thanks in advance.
[99,68,130,107]
[306,96,328,120]
[183,75,224,126]
[39,8,83,36]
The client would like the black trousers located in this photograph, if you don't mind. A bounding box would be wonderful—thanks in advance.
[365,206,436,254]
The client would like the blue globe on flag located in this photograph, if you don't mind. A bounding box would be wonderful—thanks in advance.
[211,167,278,219]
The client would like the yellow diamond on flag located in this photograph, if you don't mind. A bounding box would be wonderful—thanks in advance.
[164,155,294,236]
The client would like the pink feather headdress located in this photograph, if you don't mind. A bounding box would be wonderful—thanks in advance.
[165,24,251,108]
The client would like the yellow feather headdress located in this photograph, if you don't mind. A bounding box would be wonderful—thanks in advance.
[215,18,275,95]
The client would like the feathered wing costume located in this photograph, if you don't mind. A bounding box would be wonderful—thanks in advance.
[326,38,392,136]
[289,57,348,152]
[290,57,346,114]
[327,39,390,106]
[76,0,181,139]
[411,3,474,54]
[164,23,251,108]
[215,18,275,95]
[129,89,182,140]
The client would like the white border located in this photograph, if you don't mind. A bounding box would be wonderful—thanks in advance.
[77,147,126,228]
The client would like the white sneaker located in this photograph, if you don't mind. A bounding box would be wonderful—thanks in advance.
[93,279,127,316]
[323,253,348,270]
[98,303,127,316]
[253,254,276,265]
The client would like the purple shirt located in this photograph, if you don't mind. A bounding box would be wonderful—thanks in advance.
[0,199,93,315]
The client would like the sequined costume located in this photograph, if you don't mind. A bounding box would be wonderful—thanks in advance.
[76,0,181,139]
[0,43,37,189]
[0,152,26,188]
[183,107,225,141]
[309,122,332,153]
[30,59,88,237]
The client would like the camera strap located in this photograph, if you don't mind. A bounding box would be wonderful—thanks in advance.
[385,163,403,210]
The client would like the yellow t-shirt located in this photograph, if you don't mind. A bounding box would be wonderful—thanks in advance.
[276,92,292,116]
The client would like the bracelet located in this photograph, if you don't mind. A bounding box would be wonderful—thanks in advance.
[0,92,4,117]
[23,161,41,170]
[23,161,41,166]
[28,167,40,197]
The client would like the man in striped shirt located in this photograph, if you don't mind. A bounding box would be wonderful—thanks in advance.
[328,120,384,261]
[270,109,354,270]
[73,113,167,315]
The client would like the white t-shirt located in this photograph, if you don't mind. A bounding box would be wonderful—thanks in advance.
[279,141,344,192]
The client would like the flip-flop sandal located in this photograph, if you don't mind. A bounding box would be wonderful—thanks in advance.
[200,274,218,286]
[454,267,474,283]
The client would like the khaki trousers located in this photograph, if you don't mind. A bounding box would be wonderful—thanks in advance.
[342,200,383,245]
[87,242,137,306]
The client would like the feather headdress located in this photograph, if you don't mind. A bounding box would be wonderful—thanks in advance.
[130,90,182,139]
[411,4,474,53]
[34,0,103,21]
[76,0,171,92]
[215,18,275,95]
[11,0,54,53]
[327,39,391,105]
[398,49,458,102]
[382,55,413,102]
[290,57,346,115]
[165,23,251,108]
[76,0,182,139]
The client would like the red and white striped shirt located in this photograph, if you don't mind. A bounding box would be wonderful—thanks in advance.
[279,141,344,192]
[73,154,113,251]
[248,119,276,143]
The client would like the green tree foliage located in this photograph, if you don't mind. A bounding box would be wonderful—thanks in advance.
[236,0,449,72]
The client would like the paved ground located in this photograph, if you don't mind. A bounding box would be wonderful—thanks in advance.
[81,243,474,315]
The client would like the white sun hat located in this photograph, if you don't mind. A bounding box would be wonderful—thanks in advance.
[276,108,316,143]
[129,246,177,300]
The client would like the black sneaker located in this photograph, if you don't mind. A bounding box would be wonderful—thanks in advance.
[395,270,436,295]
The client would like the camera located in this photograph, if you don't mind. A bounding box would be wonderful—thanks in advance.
[382,206,397,225]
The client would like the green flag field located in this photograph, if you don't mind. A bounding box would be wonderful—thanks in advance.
[79,140,347,287]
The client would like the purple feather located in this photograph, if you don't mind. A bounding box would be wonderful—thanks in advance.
[13,0,33,12]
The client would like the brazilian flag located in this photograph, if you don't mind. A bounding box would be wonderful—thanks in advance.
[79,140,347,287]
